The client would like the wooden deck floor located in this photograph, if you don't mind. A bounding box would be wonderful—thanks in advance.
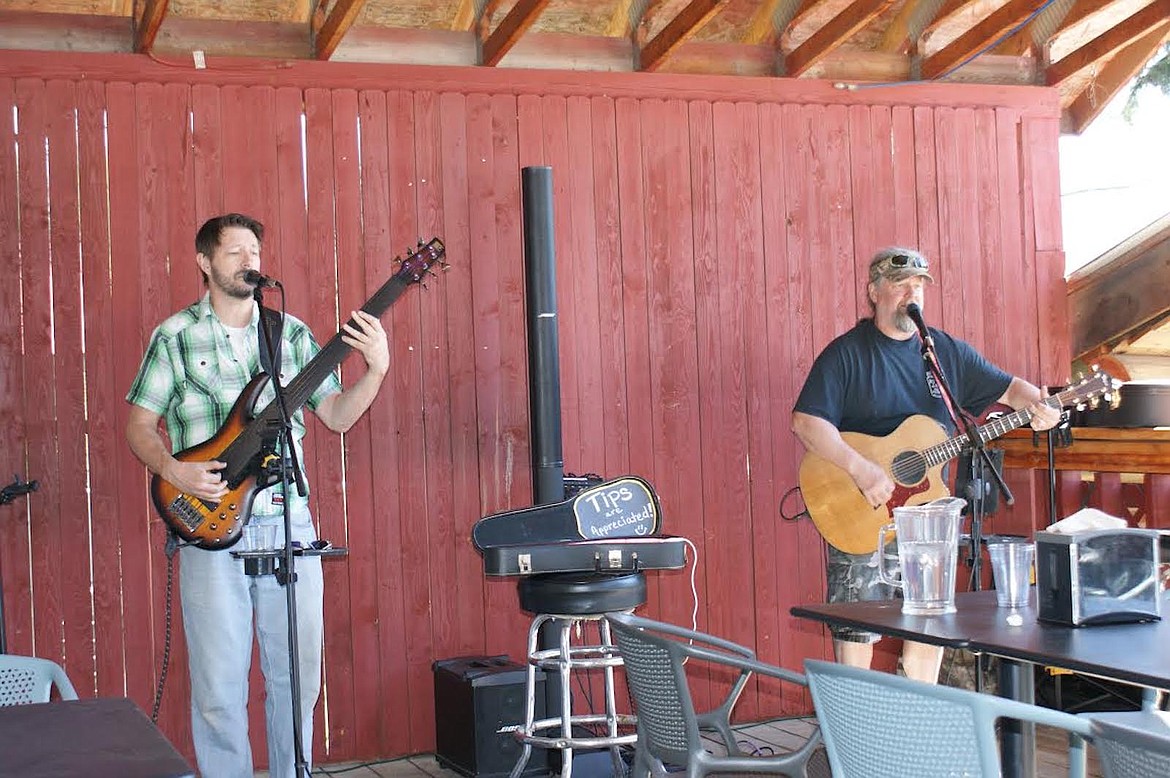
[259,715,1101,777]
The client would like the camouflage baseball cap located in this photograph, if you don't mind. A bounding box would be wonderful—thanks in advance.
[868,247,934,283]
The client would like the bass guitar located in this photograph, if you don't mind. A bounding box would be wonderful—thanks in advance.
[797,370,1115,555]
[152,238,446,549]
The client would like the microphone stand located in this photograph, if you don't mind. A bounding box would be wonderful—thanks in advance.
[915,330,1013,694]
[252,283,312,778]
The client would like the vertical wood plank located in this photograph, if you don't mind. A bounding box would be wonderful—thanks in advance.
[386,88,432,753]
[641,96,708,697]
[45,77,96,697]
[105,79,157,712]
[350,86,394,758]
[329,86,369,759]
[974,107,1007,364]
[15,77,66,663]
[994,108,1032,380]
[436,90,487,657]
[412,89,462,748]
[0,77,34,656]
[76,79,127,699]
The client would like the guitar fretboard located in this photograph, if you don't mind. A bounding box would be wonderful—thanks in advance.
[920,380,1105,468]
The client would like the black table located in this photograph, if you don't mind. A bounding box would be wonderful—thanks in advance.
[792,589,1170,778]
[0,697,194,777]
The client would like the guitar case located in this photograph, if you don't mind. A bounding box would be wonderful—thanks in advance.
[472,475,661,550]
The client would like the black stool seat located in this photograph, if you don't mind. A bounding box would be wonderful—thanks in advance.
[517,572,647,615]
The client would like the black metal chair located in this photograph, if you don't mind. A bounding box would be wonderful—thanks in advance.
[606,612,822,778]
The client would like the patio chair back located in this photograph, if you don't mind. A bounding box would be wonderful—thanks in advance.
[608,612,821,778]
[1091,714,1170,778]
[804,659,1091,778]
[0,654,79,705]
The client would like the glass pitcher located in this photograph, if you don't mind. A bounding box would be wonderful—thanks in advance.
[877,497,966,615]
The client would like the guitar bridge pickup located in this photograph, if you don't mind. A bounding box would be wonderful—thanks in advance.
[169,495,207,533]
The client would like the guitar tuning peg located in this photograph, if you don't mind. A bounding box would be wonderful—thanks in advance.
[417,238,425,246]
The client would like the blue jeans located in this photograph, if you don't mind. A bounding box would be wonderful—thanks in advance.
[180,511,324,778]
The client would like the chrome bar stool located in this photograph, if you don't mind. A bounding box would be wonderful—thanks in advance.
[509,572,645,778]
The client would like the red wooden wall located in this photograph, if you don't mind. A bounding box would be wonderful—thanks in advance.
[0,50,1069,767]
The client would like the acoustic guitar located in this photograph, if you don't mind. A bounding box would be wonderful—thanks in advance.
[151,238,445,550]
[797,370,1115,555]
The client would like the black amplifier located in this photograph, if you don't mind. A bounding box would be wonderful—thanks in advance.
[433,655,549,778]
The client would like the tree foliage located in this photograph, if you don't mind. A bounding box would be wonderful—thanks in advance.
[1123,42,1170,121]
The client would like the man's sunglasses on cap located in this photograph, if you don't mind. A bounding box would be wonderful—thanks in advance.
[887,254,928,270]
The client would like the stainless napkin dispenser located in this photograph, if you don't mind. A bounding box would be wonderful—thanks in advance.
[1035,528,1161,626]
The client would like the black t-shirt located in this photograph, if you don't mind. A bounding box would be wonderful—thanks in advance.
[793,318,1012,437]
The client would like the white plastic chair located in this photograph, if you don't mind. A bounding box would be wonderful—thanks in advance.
[0,653,79,705]
[805,658,1092,778]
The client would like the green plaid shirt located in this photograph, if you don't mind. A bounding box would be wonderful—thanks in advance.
[126,293,341,516]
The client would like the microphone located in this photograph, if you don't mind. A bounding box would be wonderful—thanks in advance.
[905,302,933,347]
[243,270,279,288]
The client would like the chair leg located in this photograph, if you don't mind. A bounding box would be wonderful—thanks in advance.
[629,743,652,778]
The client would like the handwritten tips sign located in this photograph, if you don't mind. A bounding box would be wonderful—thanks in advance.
[572,476,660,539]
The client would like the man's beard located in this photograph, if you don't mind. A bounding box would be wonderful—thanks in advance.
[892,310,915,334]
[210,266,253,300]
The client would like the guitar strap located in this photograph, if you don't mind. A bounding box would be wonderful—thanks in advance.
[922,343,969,435]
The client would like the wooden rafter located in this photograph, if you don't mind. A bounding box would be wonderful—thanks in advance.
[787,0,835,36]
[878,0,949,53]
[1047,0,1170,86]
[785,0,895,76]
[605,0,638,37]
[1066,21,1170,133]
[919,0,983,46]
[134,0,169,54]
[639,0,729,72]
[921,0,1048,79]
[743,0,786,45]
[482,0,551,67]
[1050,0,1114,39]
[993,0,1073,57]
[314,0,368,60]
[452,0,477,31]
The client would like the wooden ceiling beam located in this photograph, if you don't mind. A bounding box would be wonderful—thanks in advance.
[452,0,476,31]
[482,0,551,66]
[605,0,638,37]
[992,0,1073,57]
[785,0,895,77]
[743,0,785,44]
[1066,21,1170,134]
[786,0,835,36]
[314,0,368,60]
[1069,215,1170,360]
[134,0,169,54]
[1050,0,1114,39]
[1047,0,1170,85]
[919,0,984,47]
[639,0,729,72]
[879,0,948,53]
[921,0,1048,79]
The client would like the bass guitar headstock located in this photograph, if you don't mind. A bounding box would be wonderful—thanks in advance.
[395,237,447,286]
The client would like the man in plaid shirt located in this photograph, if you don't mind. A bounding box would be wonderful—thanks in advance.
[126,213,389,778]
